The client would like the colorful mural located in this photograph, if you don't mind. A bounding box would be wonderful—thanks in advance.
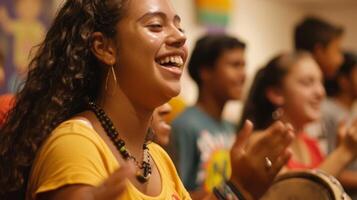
[0,0,53,94]
[195,0,233,32]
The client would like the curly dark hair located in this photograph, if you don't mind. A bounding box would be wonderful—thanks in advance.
[0,0,128,198]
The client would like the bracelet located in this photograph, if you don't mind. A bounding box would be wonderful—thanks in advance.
[213,181,240,200]
[213,187,226,200]
[226,180,246,200]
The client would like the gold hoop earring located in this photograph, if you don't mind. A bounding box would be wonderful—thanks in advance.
[105,65,117,95]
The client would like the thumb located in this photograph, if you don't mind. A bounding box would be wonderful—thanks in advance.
[234,120,254,149]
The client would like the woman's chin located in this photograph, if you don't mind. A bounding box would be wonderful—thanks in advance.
[164,85,181,99]
[304,114,320,124]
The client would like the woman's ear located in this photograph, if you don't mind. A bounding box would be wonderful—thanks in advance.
[266,87,284,106]
[91,32,116,65]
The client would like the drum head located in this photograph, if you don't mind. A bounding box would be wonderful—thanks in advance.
[261,170,351,200]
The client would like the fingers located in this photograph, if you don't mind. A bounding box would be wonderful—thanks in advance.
[269,148,292,176]
[347,126,357,145]
[229,121,294,199]
[233,120,254,151]
[108,162,135,185]
[341,120,357,144]
[346,119,357,136]
[96,162,135,200]
[263,121,287,145]
[267,121,294,141]
[258,121,294,161]
[285,123,294,132]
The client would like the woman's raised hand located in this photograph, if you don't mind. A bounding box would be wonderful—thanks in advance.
[229,120,294,199]
[337,119,357,160]
[39,163,135,200]
[92,163,135,200]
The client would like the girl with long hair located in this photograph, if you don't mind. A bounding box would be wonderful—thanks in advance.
[240,51,357,177]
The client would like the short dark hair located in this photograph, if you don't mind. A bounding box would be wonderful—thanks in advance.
[326,52,357,96]
[294,16,343,52]
[339,52,357,76]
[188,34,246,87]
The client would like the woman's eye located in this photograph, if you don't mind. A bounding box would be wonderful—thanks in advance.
[300,78,313,86]
[178,27,185,33]
[148,24,163,31]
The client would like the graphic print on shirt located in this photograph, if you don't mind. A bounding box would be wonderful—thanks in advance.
[196,130,235,191]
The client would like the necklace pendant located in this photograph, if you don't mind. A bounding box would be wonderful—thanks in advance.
[136,170,151,183]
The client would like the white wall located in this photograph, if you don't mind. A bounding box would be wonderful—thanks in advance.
[229,0,304,75]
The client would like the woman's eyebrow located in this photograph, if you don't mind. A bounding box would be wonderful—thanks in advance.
[137,11,167,22]
[137,11,181,23]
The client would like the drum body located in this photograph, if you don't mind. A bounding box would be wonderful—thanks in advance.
[261,170,351,200]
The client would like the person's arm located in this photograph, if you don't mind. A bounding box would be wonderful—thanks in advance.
[37,185,96,200]
[28,128,136,200]
[36,164,135,200]
[319,144,355,177]
[339,170,357,190]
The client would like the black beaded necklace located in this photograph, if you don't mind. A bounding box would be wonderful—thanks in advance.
[88,101,152,183]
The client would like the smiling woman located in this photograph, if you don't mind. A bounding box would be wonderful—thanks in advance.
[113,0,187,105]
[0,0,294,200]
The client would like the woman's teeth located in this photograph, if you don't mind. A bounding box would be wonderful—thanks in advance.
[157,56,183,67]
